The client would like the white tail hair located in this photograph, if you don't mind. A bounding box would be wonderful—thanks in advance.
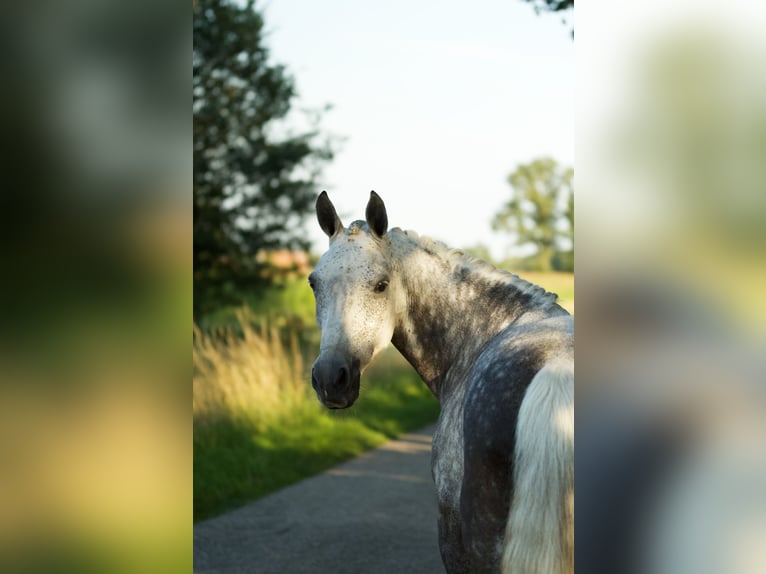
[502,359,574,574]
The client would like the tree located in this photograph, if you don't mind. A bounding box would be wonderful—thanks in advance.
[519,0,574,37]
[521,0,573,13]
[193,0,333,317]
[492,157,573,272]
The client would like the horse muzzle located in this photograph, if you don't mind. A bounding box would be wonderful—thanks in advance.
[311,352,361,409]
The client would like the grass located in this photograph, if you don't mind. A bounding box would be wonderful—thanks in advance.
[198,278,317,333]
[193,313,439,523]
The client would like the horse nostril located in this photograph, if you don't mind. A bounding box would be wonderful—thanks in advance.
[311,369,319,391]
[334,366,349,389]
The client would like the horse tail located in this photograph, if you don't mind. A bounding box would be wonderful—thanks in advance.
[502,358,574,574]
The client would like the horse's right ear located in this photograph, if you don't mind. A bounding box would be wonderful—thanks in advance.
[316,191,344,238]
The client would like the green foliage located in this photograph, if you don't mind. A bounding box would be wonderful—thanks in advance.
[493,157,574,272]
[197,276,317,342]
[551,249,574,272]
[193,0,333,317]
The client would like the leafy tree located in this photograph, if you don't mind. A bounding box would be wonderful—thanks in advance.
[521,0,573,13]
[492,157,573,272]
[520,0,574,37]
[193,0,333,317]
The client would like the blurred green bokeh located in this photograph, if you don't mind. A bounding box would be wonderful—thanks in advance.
[0,0,189,572]
[577,8,766,574]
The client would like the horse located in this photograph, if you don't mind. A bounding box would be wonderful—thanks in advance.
[309,191,574,574]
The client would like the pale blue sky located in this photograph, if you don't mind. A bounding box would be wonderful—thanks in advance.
[263,0,573,259]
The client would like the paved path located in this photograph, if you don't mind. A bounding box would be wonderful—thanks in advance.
[193,424,444,574]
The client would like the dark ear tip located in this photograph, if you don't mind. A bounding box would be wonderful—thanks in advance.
[316,190,331,212]
[316,191,342,237]
[365,190,388,238]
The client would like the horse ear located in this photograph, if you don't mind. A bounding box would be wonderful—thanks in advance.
[316,191,344,238]
[365,191,388,238]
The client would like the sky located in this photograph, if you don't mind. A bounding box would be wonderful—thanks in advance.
[263,0,574,259]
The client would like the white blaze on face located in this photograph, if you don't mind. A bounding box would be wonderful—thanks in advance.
[312,227,396,371]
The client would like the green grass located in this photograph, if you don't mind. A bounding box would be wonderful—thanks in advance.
[199,278,317,333]
[193,365,438,523]
[193,314,439,523]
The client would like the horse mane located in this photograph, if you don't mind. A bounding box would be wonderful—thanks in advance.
[390,228,560,310]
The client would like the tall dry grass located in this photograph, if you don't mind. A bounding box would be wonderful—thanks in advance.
[193,311,312,426]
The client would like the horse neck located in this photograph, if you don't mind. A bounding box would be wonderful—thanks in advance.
[388,230,562,400]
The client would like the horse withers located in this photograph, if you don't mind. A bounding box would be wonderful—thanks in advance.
[309,191,573,574]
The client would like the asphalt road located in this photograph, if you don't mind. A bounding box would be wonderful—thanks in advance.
[193,423,444,574]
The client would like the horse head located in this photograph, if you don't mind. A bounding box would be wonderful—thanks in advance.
[309,191,396,409]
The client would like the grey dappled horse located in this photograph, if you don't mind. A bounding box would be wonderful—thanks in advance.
[309,191,574,574]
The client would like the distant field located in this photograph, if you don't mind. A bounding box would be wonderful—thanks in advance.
[517,271,574,313]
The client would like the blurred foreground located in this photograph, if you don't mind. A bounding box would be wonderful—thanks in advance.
[578,2,766,573]
[0,1,190,572]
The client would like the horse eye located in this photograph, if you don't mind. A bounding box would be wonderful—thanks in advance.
[375,280,389,293]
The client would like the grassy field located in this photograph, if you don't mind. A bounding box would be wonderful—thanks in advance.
[519,271,575,313]
[193,271,573,523]
[193,313,439,523]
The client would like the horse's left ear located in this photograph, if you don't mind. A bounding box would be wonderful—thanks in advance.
[365,191,388,238]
